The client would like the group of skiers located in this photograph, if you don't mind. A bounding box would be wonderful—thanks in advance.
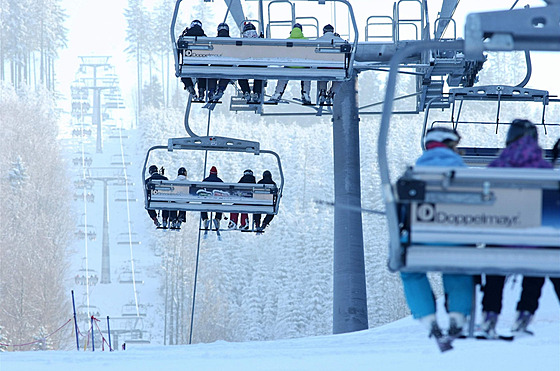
[403,121,560,350]
[145,165,276,235]
[180,20,341,105]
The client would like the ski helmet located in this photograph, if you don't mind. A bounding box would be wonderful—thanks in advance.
[178,167,187,176]
[210,166,218,175]
[323,24,334,34]
[243,22,256,33]
[190,19,202,28]
[424,127,461,147]
[217,22,229,32]
[263,170,272,178]
[293,23,303,30]
[506,119,538,146]
[149,165,158,175]
[243,169,253,176]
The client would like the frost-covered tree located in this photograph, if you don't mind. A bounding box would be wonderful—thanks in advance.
[0,0,66,89]
[125,0,146,117]
[0,84,73,350]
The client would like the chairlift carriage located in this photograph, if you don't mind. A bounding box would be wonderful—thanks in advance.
[117,232,142,245]
[111,154,132,166]
[121,303,147,317]
[143,136,284,218]
[119,269,144,284]
[377,3,560,278]
[114,189,137,202]
[171,0,357,82]
[75,224,97,241]
[75,268,99,286]
[171,0,357,115]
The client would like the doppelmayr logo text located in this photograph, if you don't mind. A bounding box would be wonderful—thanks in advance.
[415,203,521,227]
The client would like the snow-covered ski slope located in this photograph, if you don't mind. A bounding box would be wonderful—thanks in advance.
[2,279,558,371]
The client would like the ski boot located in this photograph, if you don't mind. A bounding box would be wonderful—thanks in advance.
[250,92,261,104]
[448,312,465,339]
[301,91,312,105]
[267,92,282,104]
[511,310,534,334]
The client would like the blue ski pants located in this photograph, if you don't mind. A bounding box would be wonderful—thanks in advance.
[401,272,473,319]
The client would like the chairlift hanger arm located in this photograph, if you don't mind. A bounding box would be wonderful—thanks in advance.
[464,4,560,59]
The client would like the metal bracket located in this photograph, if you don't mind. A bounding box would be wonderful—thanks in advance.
[449,85,550,103]
[465,5,560,59]
[167,136,260,154]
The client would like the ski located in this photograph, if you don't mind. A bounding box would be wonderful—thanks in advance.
[293,97,313,106]
[434,336,453,352]
[474,334,515,341]
[202,100,221,110]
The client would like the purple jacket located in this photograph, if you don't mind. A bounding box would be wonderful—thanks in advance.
[489,135,552,169]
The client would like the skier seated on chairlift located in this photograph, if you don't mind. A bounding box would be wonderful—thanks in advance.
[316,24,343,105]
[169,167,188,229]
[206,23,233,103]
[253,170,277,234]
[181,19,208,102]
[145,165,170,228]
[238,22,265,104]
[400,127,473,351]
[267,23,312,105]
[228,169,257,230]
[201,166,224,233]
[479,119,560,338]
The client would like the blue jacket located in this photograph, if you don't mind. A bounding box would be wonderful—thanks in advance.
[416,147,466,167]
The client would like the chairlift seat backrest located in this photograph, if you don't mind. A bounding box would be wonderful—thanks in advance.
[395,166,560,276]
[147,179,279,214]
[176,36,351,81]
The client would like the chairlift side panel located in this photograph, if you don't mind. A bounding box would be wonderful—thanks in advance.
[399,167,560,248]
[147,180,278,214]
[176,37,350,81]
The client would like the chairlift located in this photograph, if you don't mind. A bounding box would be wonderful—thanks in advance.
[75,224,97,241]
[111,154,132,166]
[118,269,144,284]
[73,152,93,166]
[74,192,95,202]
[76,305,101,322]
[117,232,141,245]
[122,330,151,345]
[377,22,560,277]
[121,303,147,317]
[114,189,137,202]
[74,178,94,189]
[72,128,93,137]
[143,136,284,215]
[171,0,358,82]
[75,268,99,286]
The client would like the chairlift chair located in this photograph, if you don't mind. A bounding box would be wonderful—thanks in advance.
[377,9,560,278]
[143,136,284,216]
[121,303,147,317]
[117,232,141,245]
[171,0,358,83]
